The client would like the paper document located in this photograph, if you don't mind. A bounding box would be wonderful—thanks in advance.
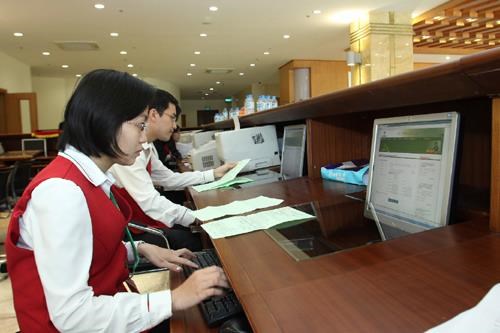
[201,206,315,239]
[192,196,284,221]
[192,159,251,192]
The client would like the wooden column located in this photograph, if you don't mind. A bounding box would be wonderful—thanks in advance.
[491,98,500,231]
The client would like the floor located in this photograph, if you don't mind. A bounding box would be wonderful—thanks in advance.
[0,214,19,332]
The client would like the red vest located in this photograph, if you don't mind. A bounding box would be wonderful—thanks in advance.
[114,158,169,233]
[6,156,133,332]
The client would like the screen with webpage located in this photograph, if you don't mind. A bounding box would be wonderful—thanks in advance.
[370,119,455,230]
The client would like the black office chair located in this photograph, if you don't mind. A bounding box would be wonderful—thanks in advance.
[0,165,14,216]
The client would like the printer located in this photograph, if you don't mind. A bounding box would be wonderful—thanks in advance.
[190,140,221,171]
[215,125,280,172]
[192,130,220,149]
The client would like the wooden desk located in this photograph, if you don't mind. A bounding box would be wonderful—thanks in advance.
[171,178,499,333]
[0,150,41,163]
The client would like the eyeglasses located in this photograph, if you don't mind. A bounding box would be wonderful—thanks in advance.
[166,113,177,121]
[127,120,147,131]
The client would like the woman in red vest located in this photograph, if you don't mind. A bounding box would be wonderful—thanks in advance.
[6,69,228,332]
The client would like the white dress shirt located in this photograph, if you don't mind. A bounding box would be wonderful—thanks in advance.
[17,146,171,332]
[109,142,214,227]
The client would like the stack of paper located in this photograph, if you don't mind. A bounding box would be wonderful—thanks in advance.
[192,196,284,221]
[192,159,252,192]
[201,206,315,239]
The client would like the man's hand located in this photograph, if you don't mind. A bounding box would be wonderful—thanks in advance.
[213,162,236,178]
[171,266,229,311]
[137,243,198,272]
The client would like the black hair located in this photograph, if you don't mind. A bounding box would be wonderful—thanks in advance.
[58,69,155,158]
[149,89,182,117]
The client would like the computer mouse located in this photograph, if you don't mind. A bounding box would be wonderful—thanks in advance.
[218,316,252,333]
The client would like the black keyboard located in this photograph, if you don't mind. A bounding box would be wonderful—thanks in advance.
[183,248,243,327]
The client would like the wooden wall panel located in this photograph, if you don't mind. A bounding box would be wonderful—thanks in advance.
[491,99,500,231]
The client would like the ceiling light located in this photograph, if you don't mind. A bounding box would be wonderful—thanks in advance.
[187,73,193,76]
[283,34,290,39]
[209,88,214,91]
[205,93,209,96]
[110,32,119,37]
[61,65,69,68]
[448,37,456,41]
[433,16,444,21]
[250,63,255,67]
[313,10,321,15]
[190,63,196,67]
[263,51,270,55]
[209,6,218,12]
[13,32,23,37]
[445,56,451,60]
[76,74,82,77]
[132,73,138,77]
[127,64,134,68]
[421,35,430,40]
[497,20,500,24]
[94,3,105,9]
[474,38,482,42]
[42,51,50,56]
[465,17,477,23]
[216,81,221,84]
[120,50,127,55]
[465,40,472,44]
[194,51,201,55]
[489,41,496,46]
[239,72,244,76]
[200,33,208,37]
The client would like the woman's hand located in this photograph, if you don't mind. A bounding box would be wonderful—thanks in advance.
[171,266,229,311]
[213,162,236,178]
[137,243,198,272]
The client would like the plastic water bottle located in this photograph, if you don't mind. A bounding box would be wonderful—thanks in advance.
[244,94,255,114]
[256,95,263,112]
[222,108,229,120]
[271,96,278,109]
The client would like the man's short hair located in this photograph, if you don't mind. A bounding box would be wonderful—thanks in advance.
[149,89,182,117]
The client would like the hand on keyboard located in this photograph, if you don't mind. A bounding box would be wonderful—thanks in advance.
[137,244,198,272]
[172,266,229,311]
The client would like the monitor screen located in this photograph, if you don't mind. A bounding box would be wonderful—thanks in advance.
[365,112,460,238]
[21,138,47,157]
[281,124,306,180]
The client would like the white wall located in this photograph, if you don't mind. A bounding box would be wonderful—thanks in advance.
[180,99,228,127]
[32,76,79,129]
[143,77,180,101]
[0,51,32,92]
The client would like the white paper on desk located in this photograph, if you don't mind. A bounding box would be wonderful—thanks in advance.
[192,196,284,221]
[201,206,314,239]
[425,283,500,333]
[192,159,251,192]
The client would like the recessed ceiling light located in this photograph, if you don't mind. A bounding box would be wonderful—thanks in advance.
[13,32,23,37]
[209,6,218,12]
[94,3,105,9]
[110,32,119,37]
[263,51,270,55]
[209,88,214,91]
[187,73,193,76]
[42,51,50,56]
[127,64,134,68]
[190,63,196,67]
[61,65,69,68]
[239,72,244,76]
[216,81,221,84]
[194,51,201,55]
[120,50,127,55]
[76,74,82,77]
[200,33,208,37]
[497,20,500,24]
[132,73,138,77]
[445,56,451,60]
[313,10,321,15]
[283,34,290,39]
[250,63,255,67]
[205,93,209,96]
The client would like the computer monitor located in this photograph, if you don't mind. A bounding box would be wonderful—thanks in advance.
[364,112,460,239]
[280,124,306,180]
[192,130,220,149]
[21,138,47,157]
